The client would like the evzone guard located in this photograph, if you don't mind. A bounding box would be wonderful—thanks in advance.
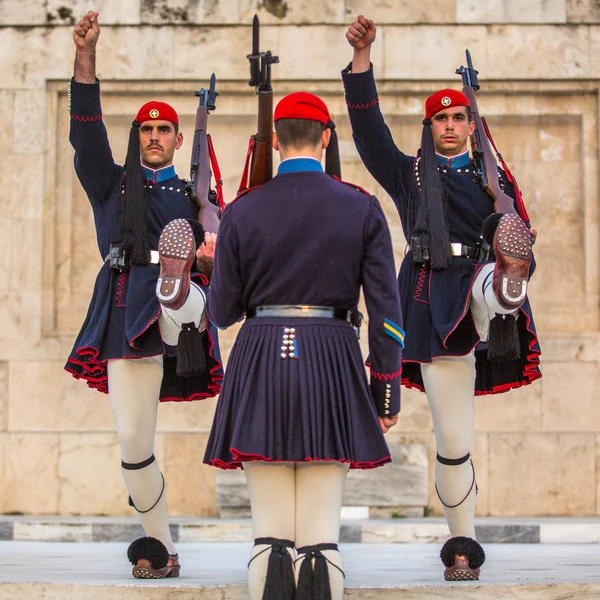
[342,15,541,580]
[65,11,223,578]
[203,91,404,599]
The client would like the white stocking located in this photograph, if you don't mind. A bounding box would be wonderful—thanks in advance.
[421,353,477,539]
[107,357,175,555]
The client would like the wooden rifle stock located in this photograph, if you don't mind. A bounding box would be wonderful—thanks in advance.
[189,74,221,233]
[243,15,278,191]
[457,51,516,215]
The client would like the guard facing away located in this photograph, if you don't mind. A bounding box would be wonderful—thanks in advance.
[204,92,404,600]
[343,15,541,581]
[65,12,223,578]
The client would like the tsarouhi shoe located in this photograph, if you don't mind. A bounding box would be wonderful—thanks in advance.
[127,536,181,579]
[156,218,196,310]
[492,213,533,311]
[440,536,485,581]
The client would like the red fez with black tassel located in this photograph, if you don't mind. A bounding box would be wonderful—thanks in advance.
[412,89,470,270]
[274,92,341,179]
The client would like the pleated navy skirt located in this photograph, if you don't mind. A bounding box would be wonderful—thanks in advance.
[204,317,391,470]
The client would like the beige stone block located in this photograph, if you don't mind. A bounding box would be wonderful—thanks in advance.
[382,26,489,80]
[457,0,566,23]
[244,0,346,24]
[475,381,542,433]
[9,361,115,432]
[0,362,7,431]
[0,29,72,89]
[10,220,43,291]
[0,0,46,24]
[0,156,44,220]
[486,25,590,79]
[174,25,381,82]
[395,386,433,433]
[346,0,456,24]
[0,223,12,291]
[96,26,175,80]
[164,433,217,516]
[489,433,596,515]
[568,0,600,23]
[157,397,217,433]
[0,292,44,358]
[59,432,125,515]
[0,91,15,150]
[47,0,142,25]
[591,26,600,77]
[542,362,600,432]
[0,432,60,513]
[13,90,46,154]
[540,334,600,362]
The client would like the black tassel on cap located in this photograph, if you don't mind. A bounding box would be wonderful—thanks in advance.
[325,121,341,179]
[487,313,520,361]
[120,120,152,266]
[413,118,452,270]
[176,323,206,377]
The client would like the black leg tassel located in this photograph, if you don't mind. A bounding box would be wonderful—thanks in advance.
[296,543,342,600]
[487,313,521,361]
[248,538,295,600]
[176,323,206,377]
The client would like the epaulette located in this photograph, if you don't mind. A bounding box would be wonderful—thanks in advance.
[331,175,371,196]
[227,184,261,207]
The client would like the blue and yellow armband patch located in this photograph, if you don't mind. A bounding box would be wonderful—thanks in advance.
[384,319,405,348]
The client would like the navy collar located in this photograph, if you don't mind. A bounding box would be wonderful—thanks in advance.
[142,164,176,183]
[277,157,324,175]
[435,151,471,169]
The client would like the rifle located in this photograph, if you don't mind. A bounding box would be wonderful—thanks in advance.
[187,73,224,234]
[456,50,520,217]
[238,15,279,193]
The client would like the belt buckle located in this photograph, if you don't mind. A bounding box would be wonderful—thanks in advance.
[450,242,462,257]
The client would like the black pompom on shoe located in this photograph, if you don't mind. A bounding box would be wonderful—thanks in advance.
[127,536,169,570]
[440,536,485,581]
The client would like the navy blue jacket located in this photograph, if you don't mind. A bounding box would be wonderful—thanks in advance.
[342,66,541,395]
[65,78,222,401]
[208,161,404,416]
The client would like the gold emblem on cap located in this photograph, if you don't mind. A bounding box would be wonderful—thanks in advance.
[441,96,451,107]
[149,109,160,118]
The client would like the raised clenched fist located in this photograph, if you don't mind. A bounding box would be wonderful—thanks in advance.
[346,14,376,50]
[73,11,101,50]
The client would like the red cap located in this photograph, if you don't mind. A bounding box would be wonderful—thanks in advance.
[135,101,179,125]
[425,89,470,119]
[274,92,332,125]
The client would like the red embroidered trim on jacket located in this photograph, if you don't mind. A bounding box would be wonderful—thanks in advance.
[413,264,428,303]
[71,114,103,122]
[115,271,127,307]
[370,366,402,381]
[346,98,380,110]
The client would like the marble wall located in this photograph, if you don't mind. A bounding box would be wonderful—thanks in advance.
[0,0,599,518]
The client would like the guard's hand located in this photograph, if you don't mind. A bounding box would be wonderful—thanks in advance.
[346,15,376,50]
[73,11,100,50]
[196,232,217,262]
[379,414,399,434]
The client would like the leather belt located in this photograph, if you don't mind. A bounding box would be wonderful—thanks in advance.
[246,305,352,323]
[104,249,160,264]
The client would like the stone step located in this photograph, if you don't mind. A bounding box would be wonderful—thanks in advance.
[3,516,600,544]
[1,541,599,599]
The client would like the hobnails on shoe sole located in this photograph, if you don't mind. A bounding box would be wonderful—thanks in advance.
[156,219,196,310]
[493,213,533,310]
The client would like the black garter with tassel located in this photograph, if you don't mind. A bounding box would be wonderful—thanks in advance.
[176,323,206,377]
[295,543,344,600]
[248,537,295,600]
